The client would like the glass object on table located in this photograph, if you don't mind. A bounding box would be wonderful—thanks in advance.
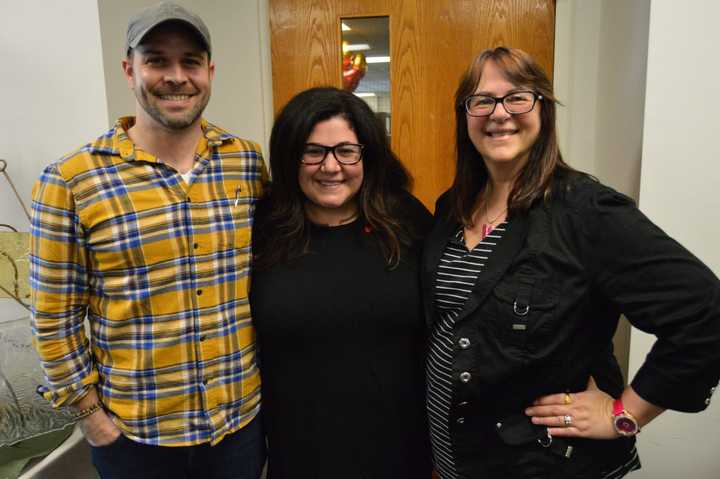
[0,317,74,447]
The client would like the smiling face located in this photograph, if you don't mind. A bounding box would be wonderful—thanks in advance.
[298,116,364,225]
[467,60,541,176]
[122,22,214,131]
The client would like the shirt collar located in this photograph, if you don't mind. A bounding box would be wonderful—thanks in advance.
[111,116,234,163]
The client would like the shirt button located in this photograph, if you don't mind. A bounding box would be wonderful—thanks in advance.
[459,371,471,383]
[496,422,503,429]
[196,289,203,296]
[456,417,465,424]
[458,337,471,349]
[199,335,207,342]
[706,397,712,406]
[193,242,199,249]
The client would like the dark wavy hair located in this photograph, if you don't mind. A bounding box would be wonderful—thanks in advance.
[254,87,413,270]
[450,46,574,225]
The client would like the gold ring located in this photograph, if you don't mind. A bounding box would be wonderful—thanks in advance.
[564,393,572,405]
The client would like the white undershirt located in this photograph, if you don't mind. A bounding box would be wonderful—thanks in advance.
[158,158,193,184]
[179,170,193,184]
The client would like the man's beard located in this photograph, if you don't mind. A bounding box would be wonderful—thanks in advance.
[138,86,210,130]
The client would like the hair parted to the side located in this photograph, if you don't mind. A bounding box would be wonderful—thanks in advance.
[450,46,574,225]
[254,86,413,270]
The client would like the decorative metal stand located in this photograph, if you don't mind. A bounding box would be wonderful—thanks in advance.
[0,158,31,312]
[0,159,32,223]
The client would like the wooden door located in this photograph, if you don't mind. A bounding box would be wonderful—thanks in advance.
[269,0,556,209]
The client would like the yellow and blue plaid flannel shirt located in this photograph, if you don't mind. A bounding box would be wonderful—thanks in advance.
[30,117,267,446]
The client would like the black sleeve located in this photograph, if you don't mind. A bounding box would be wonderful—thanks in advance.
[577,184,720,412]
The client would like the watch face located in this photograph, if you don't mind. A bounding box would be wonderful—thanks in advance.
[615,416,638,435]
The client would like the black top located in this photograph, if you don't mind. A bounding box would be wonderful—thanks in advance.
[251,194,433,478]
[421,172,720,478]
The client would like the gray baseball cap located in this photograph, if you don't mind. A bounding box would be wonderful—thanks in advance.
[126,2,211,56]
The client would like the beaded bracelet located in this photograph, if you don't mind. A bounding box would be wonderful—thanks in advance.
[73,401,103,420]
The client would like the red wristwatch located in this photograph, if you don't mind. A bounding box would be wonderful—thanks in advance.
[612,398,640,437]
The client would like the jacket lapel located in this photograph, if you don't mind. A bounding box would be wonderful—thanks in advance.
[454,212,530,324]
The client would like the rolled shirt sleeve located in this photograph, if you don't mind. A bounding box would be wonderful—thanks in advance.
[30,163,98,407]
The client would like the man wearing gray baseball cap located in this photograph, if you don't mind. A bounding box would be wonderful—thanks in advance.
[30,2,267,478]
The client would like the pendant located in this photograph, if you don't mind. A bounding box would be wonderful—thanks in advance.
[481,223,493,239]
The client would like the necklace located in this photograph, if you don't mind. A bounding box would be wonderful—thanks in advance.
[481,203,507,239]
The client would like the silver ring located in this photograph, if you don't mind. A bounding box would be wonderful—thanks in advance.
[563,414,573,426]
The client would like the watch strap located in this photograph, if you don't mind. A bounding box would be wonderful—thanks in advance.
[612,398,625,417]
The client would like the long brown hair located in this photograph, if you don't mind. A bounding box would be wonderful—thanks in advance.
[450,46,573,225]
[254,87,414,270]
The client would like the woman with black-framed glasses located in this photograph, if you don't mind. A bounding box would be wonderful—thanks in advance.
[250,87,433,478]
[422,46,720,478]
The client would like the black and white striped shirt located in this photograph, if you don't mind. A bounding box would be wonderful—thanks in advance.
[426,224,507,479]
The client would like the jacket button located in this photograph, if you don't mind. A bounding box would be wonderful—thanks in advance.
[458,337,471,349]
[456,417,465,424]
[706,397,712,406]
[459,371,471,383]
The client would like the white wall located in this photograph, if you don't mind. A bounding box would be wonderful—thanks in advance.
[628,1,720,477]
[554,0,649,198]
[97,0,274,152]
[0,0,108,323]
[593,0,649,201]
[554,0,601,176]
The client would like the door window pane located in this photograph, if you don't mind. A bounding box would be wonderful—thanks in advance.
[341,17,390,135]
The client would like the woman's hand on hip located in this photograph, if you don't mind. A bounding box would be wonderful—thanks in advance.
[524,377,619,439]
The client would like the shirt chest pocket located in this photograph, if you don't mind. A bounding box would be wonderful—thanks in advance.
[487,274,559,351]
[221,183,255,249]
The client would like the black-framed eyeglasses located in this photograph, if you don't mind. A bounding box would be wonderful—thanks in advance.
[301,142,364,165]
[463,91,543,117]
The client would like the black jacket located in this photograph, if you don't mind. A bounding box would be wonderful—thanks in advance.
[422,173,720,477]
